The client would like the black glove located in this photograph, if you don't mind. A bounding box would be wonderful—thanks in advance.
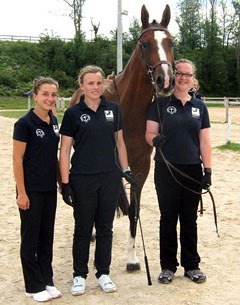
[153,134,166,148]
[201,168,212,190]
[122,170,139,188]
[62,183,75,207]
[188,87,197,97]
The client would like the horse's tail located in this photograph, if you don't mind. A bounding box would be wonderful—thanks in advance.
[116,181,129,216]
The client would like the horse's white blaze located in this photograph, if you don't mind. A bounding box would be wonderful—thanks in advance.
[154,31,170,89]
[127,234,140,264]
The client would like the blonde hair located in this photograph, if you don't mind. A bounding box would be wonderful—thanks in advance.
[78,65,105,84]
[174,58,196,75]
[32,76,59,94]
[193,78,200,90]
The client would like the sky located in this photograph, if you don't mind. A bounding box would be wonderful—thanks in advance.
[0,0,179,40]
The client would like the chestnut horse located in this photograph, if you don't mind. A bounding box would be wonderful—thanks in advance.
[70,4,174,272]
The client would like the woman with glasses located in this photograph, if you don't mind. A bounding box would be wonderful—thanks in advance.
[145,59,211,284]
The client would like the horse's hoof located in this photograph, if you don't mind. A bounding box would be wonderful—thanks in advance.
[126,263,141,272]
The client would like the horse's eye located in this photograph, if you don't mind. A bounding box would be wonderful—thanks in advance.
[141,42,149,49]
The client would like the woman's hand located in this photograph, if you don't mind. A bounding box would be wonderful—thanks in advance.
[16,193,30,210]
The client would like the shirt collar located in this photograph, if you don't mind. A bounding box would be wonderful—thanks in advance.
[172,94,196,105]
[78,95,107,110]
[29,108,55,125]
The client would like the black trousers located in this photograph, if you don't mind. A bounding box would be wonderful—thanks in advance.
[19,190,57,293]
[70,170,121,279]
[154,162,202,272]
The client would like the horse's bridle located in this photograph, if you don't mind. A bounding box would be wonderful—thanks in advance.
[138,26,173,96]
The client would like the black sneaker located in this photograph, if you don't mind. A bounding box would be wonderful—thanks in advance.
[184,269,206,283]
[158,269,174,284]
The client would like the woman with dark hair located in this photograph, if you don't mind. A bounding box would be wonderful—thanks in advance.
[13,77,62,302]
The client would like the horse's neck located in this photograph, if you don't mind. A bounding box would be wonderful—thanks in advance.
[115,51,153,104]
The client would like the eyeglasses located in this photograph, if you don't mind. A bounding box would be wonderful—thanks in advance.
[175,72,193,78]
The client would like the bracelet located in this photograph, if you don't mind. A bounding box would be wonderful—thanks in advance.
[122,167,130,173]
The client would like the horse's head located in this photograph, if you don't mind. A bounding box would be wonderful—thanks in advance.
[139,5,174,96]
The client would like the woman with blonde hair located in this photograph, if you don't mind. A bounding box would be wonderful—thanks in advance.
[60,65,137,295]
[146,59,211,284]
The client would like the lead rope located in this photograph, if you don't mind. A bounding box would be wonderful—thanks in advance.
[158,148,219,236]
[156,99,219,237]
[112,75,152,285]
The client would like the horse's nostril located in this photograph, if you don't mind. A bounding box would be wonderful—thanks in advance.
[156,76,164,87]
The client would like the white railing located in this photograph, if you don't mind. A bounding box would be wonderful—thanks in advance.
[203,97,240,122]
[0,34,72,43]
[56,97,71,110]
[55,96,240,123]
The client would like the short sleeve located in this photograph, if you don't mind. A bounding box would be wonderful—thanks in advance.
[13,118,30,143]
[147,99,160,123]
[116,104,123,131]
[201,104,211,129]
[59,108,75,137]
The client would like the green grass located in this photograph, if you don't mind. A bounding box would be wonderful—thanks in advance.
[0,110,28,119]
[0,96,31,109]
[206,103,224,108]
[0,96,65,122]
[217,141,240,152]
[0,109,64,123]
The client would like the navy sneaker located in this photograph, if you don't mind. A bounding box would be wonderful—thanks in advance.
[184,269,206,283]
[158,269,174,284]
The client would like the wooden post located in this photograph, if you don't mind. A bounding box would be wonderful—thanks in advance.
[56,97,60,110]
[27,90,32,110]
[226,114,232,144]
[224,97,229,123]
[60,97,65,110]
[56,97,66,110]
[27,95,31,110]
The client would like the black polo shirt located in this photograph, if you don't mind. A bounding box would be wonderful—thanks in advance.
[147,95,211,164]
[13,109,59,192]
[59,95,123,174]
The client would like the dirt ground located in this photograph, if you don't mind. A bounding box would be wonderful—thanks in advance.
[0,107,239,305]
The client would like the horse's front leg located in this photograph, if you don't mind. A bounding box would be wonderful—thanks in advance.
[126,188,141,272]
[127,234,140,272]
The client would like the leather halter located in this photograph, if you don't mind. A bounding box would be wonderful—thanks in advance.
[138,26,173,94]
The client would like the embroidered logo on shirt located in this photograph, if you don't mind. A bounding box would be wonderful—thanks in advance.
[192,107,200,118]
[80,114,91,123]
[167,106,177,115]
[36,129,45,138]
[104,110,114,121]
[53,125,59,136]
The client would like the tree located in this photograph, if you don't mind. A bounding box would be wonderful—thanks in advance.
[232,0,240,93]
[175,0,203,56]
[91,19,100,40]
[122,18,141,65]
[62,0,86,40]
[62,0,87,76]
[84,37,117,74]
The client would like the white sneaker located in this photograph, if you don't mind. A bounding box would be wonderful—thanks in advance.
[71,276,86,295]
[26,290,52,302]
[46,285,62,298]
[98,274,117,293]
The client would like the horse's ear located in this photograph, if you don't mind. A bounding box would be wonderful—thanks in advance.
[141,5,149,29]
[159,4,171,28]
